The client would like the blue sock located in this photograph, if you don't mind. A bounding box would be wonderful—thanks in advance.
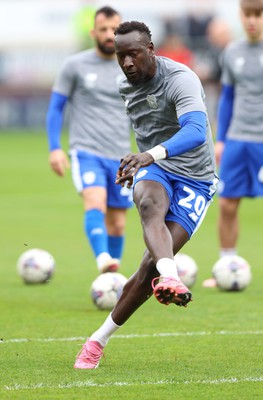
[108,235,124,260]
[84,209,108,257]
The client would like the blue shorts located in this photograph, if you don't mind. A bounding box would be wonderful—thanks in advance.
[218,140,263,198]
[69,150,133,209]
[134,163,218,238]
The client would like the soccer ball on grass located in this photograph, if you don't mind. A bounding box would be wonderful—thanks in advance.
[212,255,252,291]
[17,248,55,284]
[91,272,128,310]
[174,253,198,288]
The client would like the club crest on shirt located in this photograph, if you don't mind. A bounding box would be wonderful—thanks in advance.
[234,57,245,73]
[84,73,97,89]
[146,94,158,109]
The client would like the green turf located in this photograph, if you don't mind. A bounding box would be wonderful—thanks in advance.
[0,131,262,400]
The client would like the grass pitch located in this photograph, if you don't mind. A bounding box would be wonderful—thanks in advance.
[0,131,262,399]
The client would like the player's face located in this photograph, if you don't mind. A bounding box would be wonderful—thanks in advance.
[240,6,263,41]
[115,31,156,85]
[91,13,121,56]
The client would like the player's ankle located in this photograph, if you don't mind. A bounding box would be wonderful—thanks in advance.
[220,248,237,258]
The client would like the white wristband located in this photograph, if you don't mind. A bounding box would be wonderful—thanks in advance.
[146,145,167,161]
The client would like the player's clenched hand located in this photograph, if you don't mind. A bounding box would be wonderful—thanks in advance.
[49,149,70,176]
[115,152,154,186]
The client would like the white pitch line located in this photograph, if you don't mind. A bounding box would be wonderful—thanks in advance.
[0,330,263,344]
[3,376,263,391]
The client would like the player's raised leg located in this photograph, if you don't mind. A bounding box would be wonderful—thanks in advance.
[74,237,191,369]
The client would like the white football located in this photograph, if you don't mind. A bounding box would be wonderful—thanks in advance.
[17,248,55,284]
[91,272,128,310]
[174,253,198,288]
[212,255,252,291]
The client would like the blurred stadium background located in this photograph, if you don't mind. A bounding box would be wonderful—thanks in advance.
[0,0,242,130]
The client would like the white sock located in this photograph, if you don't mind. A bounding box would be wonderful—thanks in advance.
[90,313,121,347]
[156,257,179,280]
[220,248,237,258]
[96,252,112,270]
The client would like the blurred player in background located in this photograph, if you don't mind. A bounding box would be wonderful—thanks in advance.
[203,0,263,287]
[46,6,133,274]
[74,21,218,369]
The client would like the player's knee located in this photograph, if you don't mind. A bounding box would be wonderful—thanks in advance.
[220,198,239,217]
[137,197,162,221]
[106,216,126,236]
[111,223,125,236]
